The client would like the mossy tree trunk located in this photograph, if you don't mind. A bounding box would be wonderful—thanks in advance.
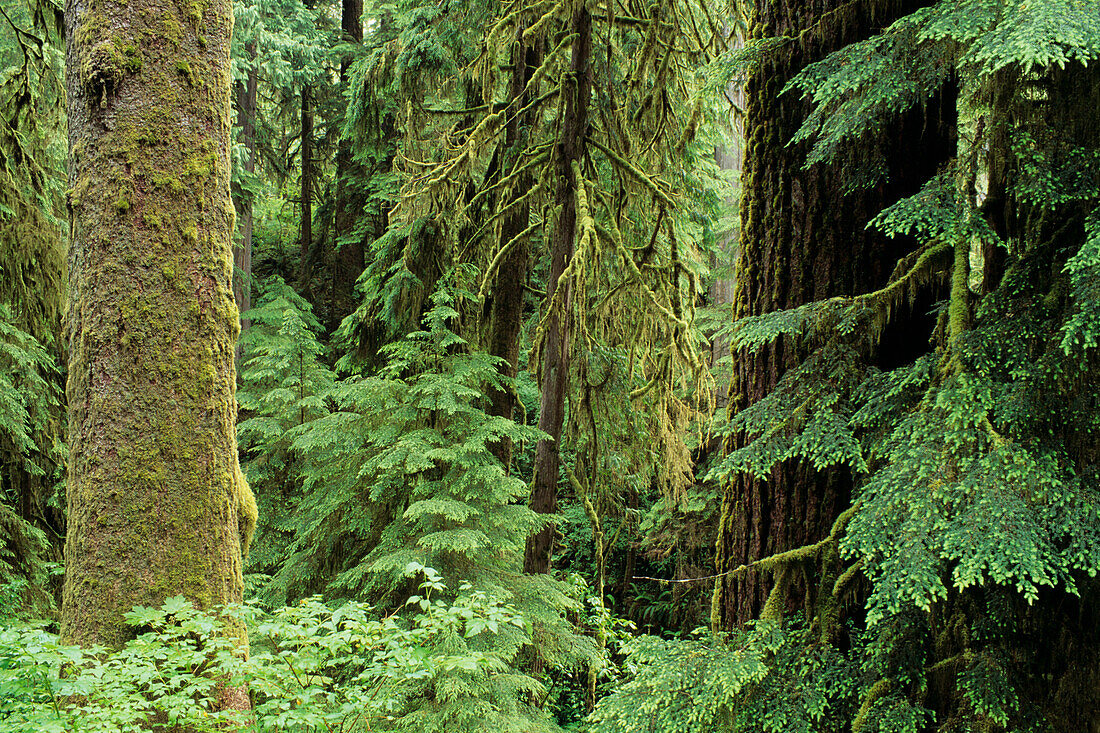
[485,26,539,472]
[524,4,591,575]
[62,0,256,664]
[332,0,364,328]
[713,0,953,629]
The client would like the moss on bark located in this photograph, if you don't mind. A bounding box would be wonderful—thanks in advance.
[62,0,254,651]
[713,0,955,629]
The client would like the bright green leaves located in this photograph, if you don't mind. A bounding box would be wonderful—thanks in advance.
[845,368,1098,624]
[924,0,1100,74]
[786,8,952,174]
[1060,209,1100,354]
[0,571,530,732]
[708,344,869,483]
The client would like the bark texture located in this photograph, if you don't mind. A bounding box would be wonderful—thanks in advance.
[713,0,953,629]
[62,0,256,649]
[332,0,364,327]
[524,5,591,574]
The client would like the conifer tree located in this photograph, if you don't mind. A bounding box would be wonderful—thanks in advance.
[711,0,955,627]
[62,0,256,672]
[0,1,66,611]
[590,2,1100,731]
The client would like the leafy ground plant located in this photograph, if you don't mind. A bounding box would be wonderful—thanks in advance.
[0,565,526,732]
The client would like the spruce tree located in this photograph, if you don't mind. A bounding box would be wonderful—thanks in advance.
[61,0,256,676]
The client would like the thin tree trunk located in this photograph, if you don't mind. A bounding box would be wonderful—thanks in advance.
[233,41,258,368]
[62,0,255,676]
[298,81,314,295]
[486,27,539,470]
[524,5,591,574]
[332,0,364,328]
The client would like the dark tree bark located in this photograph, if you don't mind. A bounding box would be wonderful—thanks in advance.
[232,41,258,368]
[332,0,364,327]
[62,0,256,665]
[524,5,591,574]
[298,80,314,295]
[713,0,954,629]
[485,28,540,471]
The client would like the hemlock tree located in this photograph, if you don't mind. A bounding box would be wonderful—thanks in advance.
[0,1,67,615]
[709,0,954,627]
[62,0,256,663]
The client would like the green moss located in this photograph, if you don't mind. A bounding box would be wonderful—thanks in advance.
[181,220,198,244]
[152,174,185,194]
[186,0,204,27]
[114,196,130,214]
[176,59,197,87]
[161,16,183,45]
[117,43,143,73]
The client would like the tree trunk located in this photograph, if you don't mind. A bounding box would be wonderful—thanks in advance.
[62,0,256,665]
[524,5,591,574]
[713,0,953,629]
[298,81,314,296]
[332,0,364,328]
[232,41,258,368]
[486,27,539,471]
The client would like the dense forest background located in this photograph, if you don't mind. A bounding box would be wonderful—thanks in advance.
[2,0,1100,730]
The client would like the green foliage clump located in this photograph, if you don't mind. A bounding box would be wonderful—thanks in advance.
[615,1,1100,731]
[237,277,335,601]
[0,568,531,732]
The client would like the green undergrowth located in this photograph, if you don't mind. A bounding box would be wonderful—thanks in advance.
[0,565,534,732]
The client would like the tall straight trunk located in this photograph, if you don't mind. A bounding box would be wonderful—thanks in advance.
[62,0,256,662]
[332,0,364,327]
[524,5,591,574]
[233,41,258,367]
[486,27,539,471]
[713,0,953,629]
[298,81,314,294]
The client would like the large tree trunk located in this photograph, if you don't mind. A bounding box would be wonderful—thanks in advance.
[524,5,591,574]
[232,41,258,368]
[332,0,364,328]
[713,0,953,629]
[62,0,256,663]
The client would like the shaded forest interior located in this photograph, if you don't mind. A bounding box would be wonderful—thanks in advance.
[3,0,1100,731]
